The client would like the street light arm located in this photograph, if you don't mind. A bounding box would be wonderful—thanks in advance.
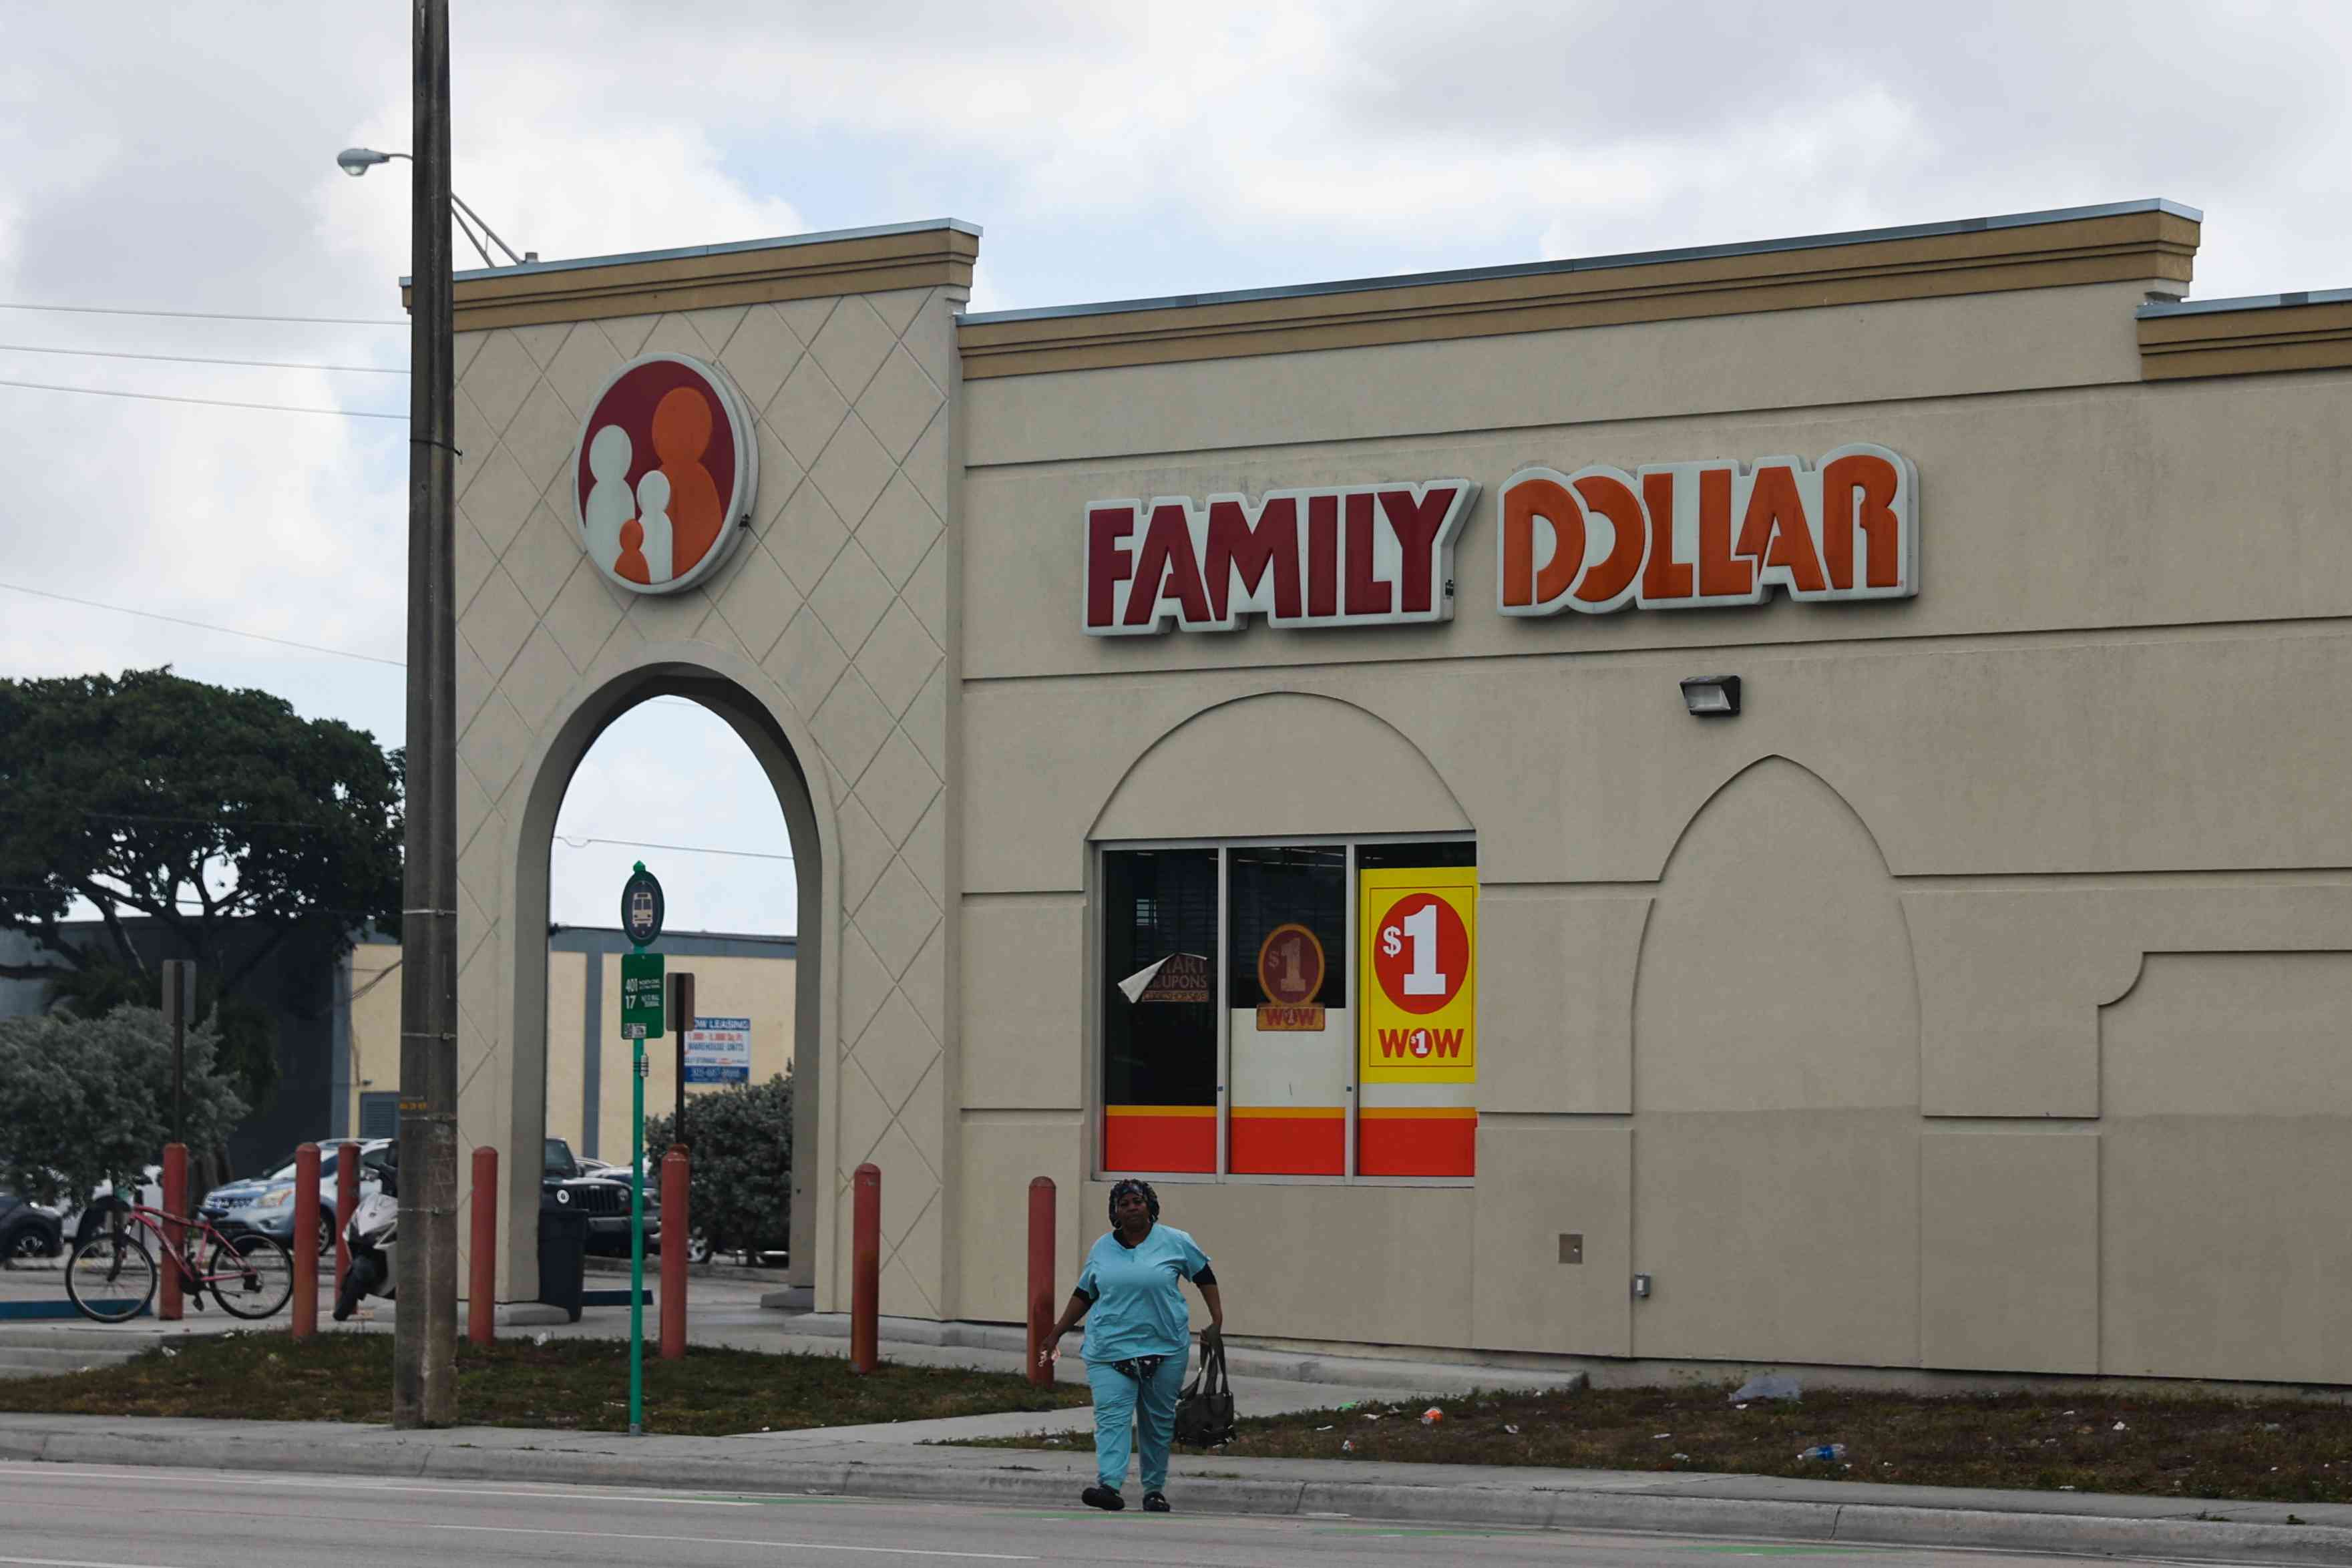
[449,190,526,268]
[447,201,498,271]
[339,148,528,266]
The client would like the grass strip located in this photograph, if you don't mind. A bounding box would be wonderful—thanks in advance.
[961,1382,2352,1506]
[0,1330,1091,1437]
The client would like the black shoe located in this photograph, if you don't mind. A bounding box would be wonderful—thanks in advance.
[1142,1491,1171,1513]
[1081,1485,1125,1512]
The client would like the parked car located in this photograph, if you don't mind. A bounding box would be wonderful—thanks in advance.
[65,1167,164,1253]
[542,1137,659,1256]
[203,1139,396,1257]
[0,1191,63,1261]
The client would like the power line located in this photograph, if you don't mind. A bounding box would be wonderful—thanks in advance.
[0,301,407,327]
[0,342,407,375]
[556,834,795,863]
[0,581,406,667]
[0,376,404,419]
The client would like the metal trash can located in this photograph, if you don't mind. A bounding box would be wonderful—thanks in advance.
[536,1190,588,1322]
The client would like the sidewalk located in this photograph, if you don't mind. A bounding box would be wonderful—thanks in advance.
[5,1404,2349,1566]
[7,1287,2352,1563]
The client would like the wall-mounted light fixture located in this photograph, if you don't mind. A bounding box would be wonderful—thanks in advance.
[1679,674,1741,717]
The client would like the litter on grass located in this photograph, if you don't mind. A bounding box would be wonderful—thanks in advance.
[1420,1408,1444,1425]
[1731,1372,1803,1402]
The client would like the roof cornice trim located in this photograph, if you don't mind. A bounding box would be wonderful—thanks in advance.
[957,200,2201,380]
[2138,288,2352,381]
[419,220,982,334]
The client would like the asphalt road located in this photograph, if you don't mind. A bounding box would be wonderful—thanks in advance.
[4,1462,2226,1567]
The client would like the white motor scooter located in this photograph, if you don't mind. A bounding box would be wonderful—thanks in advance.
[333,1164,398,1321]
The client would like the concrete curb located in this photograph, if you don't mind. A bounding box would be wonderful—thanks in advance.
[6,1422,2351,1565]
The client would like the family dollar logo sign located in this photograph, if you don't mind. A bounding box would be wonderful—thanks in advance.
[1358,867,1477,1084]
[573,353,759,596]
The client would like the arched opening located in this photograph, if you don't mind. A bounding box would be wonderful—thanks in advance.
[504,661,826,1298]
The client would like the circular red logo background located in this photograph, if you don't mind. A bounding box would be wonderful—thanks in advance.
[1255,922,1326,1005]
[573,354,755,594]
[1371,894,1468,1015]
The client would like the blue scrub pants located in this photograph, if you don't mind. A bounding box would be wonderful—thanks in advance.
[1086,1354,1187,1493]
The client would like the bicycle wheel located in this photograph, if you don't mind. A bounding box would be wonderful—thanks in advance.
[64,1233,158,1324]
[210,1232,293,1319]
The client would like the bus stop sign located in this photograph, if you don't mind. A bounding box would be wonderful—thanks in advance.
[621,863,664,948]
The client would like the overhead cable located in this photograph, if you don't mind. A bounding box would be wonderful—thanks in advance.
[0,301,407,327]
[0,377,405,419]
[0,580,406,667]
[0,342,407,375]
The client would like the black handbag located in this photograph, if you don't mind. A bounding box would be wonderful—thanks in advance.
[1173,1334,1236,1447]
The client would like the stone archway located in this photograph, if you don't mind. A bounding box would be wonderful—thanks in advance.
[493,643,837,1299]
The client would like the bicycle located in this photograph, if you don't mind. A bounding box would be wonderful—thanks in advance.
[63,1203,294,1324]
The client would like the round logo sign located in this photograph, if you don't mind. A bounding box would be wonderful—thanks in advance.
[572,353,758,595]
[620,865,665,948]
[1255,922,1326,1006]
[1371,893,1468,1016]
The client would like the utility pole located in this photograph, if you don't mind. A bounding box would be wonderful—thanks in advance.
[394,0,460,1429]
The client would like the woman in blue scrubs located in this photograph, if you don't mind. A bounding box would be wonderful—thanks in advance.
[1043,1178,1224,1513]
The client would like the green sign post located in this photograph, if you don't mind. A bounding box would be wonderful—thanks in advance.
[618,863,664,1435]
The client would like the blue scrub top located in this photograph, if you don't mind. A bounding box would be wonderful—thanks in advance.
[1077,1223,1211,1362]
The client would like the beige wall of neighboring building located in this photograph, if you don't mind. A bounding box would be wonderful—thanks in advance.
[347,936,792,1171]
[445,201,2352,1385]
[584,947,797,1161]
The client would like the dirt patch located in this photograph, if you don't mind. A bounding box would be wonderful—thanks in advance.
[963,1382,2352,1504]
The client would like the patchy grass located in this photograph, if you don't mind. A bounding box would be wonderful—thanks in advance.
[0,1330,1091,1438]
[964,1383,2352,1505]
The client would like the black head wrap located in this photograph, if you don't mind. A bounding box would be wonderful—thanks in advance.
[1107,1177,1160,1224]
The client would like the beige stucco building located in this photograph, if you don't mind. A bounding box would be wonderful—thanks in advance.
[432,200,2352,1386]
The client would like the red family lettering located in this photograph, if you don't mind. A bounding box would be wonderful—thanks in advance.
[1083,481,1479,634]
[1497,445,1918,615]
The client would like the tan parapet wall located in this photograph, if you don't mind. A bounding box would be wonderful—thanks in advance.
[415,221,980,335]
[2139,292,2352,379]
[958,203,2199,379]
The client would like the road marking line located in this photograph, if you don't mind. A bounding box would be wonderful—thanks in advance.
[0,1463,808,1510]
[421,1522,1035,1560]
[0,1556,188,1568]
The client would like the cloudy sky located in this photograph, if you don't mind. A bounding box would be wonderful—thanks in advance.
[4,1,2346,936]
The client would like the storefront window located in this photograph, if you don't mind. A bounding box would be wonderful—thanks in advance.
[1227,845,1347,1175]
[1099,837,1476,1181]
[1101,847,1219,1173]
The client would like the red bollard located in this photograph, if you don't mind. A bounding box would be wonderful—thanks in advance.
[335,1141,359,1297]
[469,1146,498,1346]
[660,1146,689,1360]
[850,1163,879,1374]
[159,1143,188,1321]
[1026,1177,1056,1386]
[291,1145,320,1339]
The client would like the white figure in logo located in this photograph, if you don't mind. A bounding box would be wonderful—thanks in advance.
[633,468,675,585]
[583,425,635,573]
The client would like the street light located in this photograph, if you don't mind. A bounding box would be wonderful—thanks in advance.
[337,146,536,269]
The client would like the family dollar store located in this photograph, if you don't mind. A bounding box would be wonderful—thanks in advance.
[439,199,2352,1386]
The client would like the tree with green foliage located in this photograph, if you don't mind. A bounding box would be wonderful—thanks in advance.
[646,1071,792,1262]
[0,1005,246,1206]
[0,667,403,1112]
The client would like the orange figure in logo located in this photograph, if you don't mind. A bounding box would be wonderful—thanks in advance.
[651,387,723,575]
[616,518,651,584]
